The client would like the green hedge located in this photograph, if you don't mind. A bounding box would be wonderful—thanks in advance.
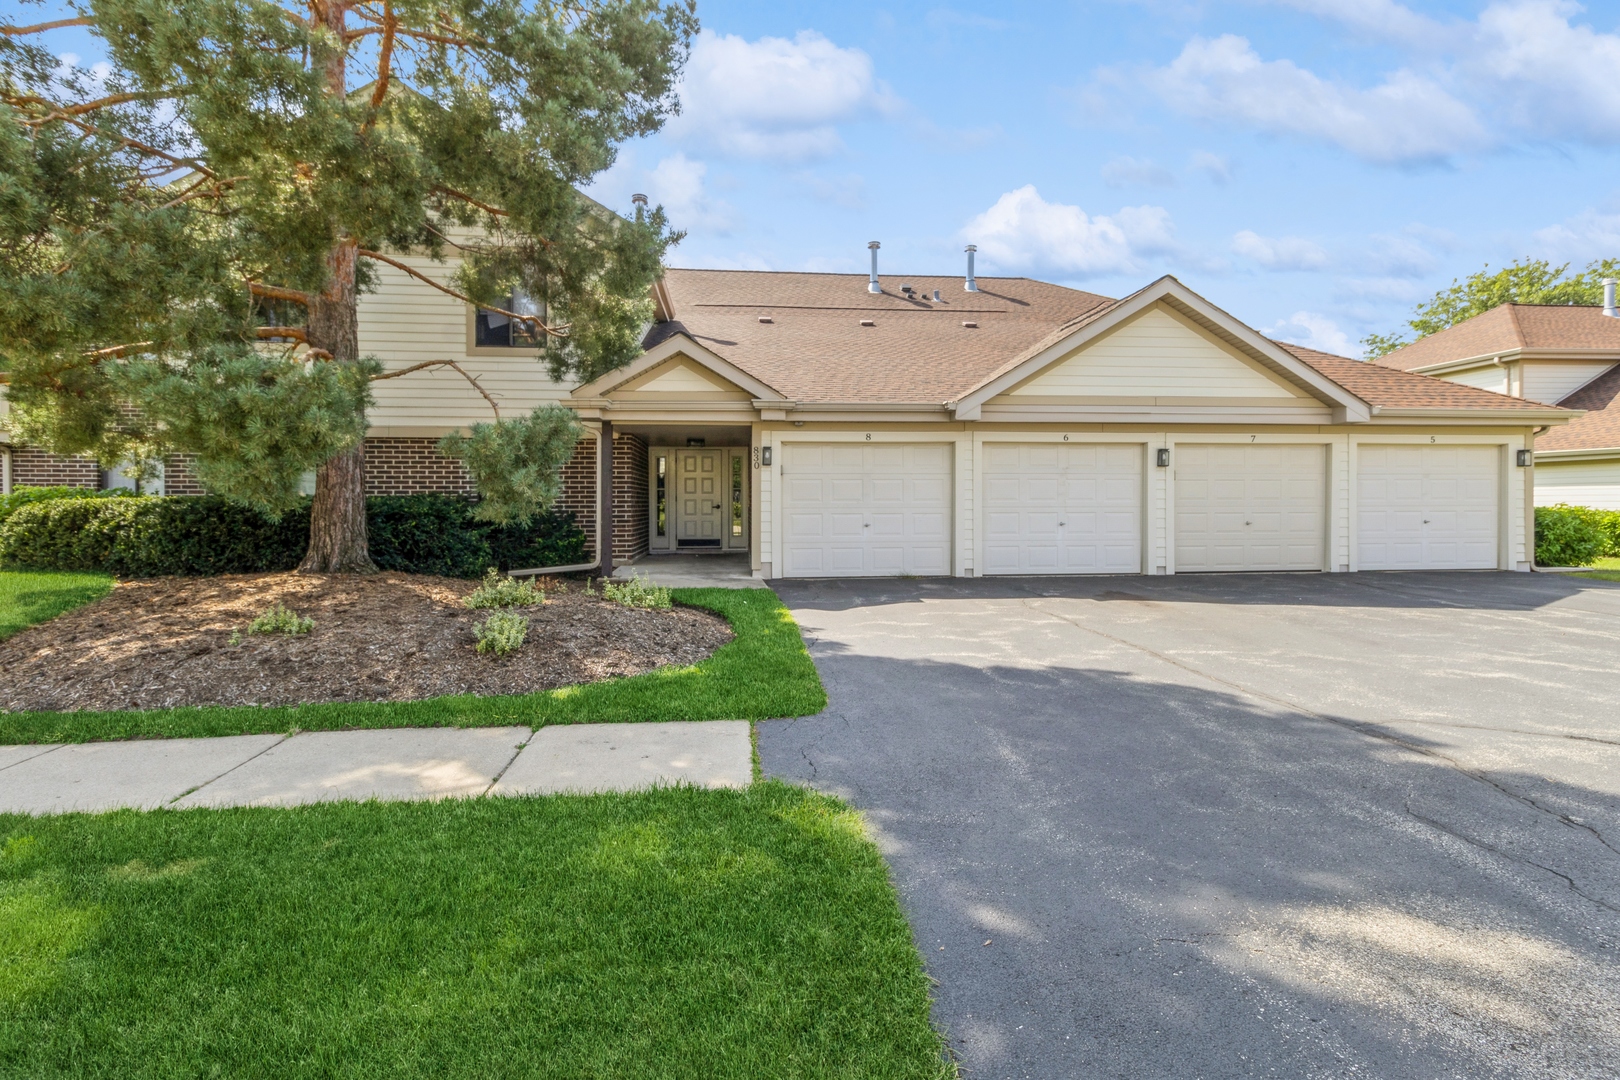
[0,492,585,577]
[1534,503,1620,567]
[0,485,130,525]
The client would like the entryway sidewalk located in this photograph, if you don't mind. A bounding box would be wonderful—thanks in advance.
[0,721,752,816]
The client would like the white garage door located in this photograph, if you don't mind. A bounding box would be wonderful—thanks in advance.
[1175,444,1326,571]
[1357,445,1499,570]
[982,443,1142,575]
[781,443,952,577]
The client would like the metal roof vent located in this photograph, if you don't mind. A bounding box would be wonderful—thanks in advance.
[867,241,882,293]
[631,193,648,208]
[1605,278,1617,318]
[933,289,943,302]
[758,316,773,323]
[860,318,876,327]
[964,245,979,292]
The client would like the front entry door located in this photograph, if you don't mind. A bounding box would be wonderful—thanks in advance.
[676,449,726,548]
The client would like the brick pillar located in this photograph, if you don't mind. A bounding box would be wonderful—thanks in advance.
[599,420,614,573]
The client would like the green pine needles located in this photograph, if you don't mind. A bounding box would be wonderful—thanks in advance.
[440,406,583,526]
[1,0,697,563]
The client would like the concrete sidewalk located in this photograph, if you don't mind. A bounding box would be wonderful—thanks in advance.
[0,721,752,815]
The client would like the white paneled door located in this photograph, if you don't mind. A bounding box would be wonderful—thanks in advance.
[1175,444,1326,571]
[780,443,952,577]
[981,443,1142,575]
[1357,444,1499,570]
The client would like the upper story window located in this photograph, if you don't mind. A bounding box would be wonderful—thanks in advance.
[474,290,544,349]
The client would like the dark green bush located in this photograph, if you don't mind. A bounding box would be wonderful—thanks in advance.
[0,493,586,577]
[1534,504,1607,567]
[0,485,129,525]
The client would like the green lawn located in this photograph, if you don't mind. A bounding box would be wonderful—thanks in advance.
[0,587,827,744]
[1574,556,1620,583]
[0,784,953,1079]
[0,570,113,641]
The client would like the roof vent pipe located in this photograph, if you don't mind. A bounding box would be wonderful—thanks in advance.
[1604,278,1617,318]
[867,241,882,293]
[964,245,979,292]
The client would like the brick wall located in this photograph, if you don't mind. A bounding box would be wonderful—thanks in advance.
[555,436,597,555]
[9,447,100,489]
[613,433,649,564]
[162,454,207,496]
[362,437,478,495]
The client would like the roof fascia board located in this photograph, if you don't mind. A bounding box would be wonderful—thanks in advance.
[950,277,1371,422]
[571,333,787,401]
[1411,351,1620,375]
[1532,446,1620,461]
[651,276,676,322]
[1367,406,1576,423]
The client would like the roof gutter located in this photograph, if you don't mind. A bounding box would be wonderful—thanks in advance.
[1367,405,1578,422]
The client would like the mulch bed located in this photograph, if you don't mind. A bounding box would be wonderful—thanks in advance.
[0,572,733,713]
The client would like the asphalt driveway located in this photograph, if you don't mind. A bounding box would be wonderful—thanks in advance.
[758,572,1620,1080]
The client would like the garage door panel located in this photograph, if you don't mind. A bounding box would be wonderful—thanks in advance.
[1357,444,1498,570]
[781,443,954,577]
[1176,443,1325,571]
[981,442,1143,575]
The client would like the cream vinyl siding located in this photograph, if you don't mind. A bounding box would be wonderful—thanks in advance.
[1007,307,1298,399]
[1439,366,1510,395]
[1534,458,1620,510]
[358,250,573,431]
[1520,362,1616,406]
[636,363,737,392]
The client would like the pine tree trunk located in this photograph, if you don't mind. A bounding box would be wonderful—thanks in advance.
[298,239,376,574]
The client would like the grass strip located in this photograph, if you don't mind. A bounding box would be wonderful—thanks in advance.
[0,570,113,642]
[0,588,827,744]
[0,784,953,1079]
[1573,556,1620,582]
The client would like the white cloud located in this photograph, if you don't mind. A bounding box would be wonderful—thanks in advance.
[1101,156,1176,188]
[1263,0,1447,46]
[963,185,1177,276]
[668,30,899,161]
[1267,311,1358,357]
[1231,229,1329,271]
[797,171,867,210]
[1532,208,1620,262]
[1144,35,1487,163]
[1190,150,1231,184]
[1465,0,1620,144]
[645,154,734,233]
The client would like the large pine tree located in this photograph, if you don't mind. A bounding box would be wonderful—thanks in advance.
[0,0,695,570]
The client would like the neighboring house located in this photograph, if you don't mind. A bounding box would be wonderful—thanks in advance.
[1,259,1573,577]
[1373,303,1620,510]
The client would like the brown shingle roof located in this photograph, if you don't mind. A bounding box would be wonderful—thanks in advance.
[651,269,1112,403]
[1277,342,1566,412]
[1538,364,1620,452]
[1376,304,1620,371]
[644,269,1570,416]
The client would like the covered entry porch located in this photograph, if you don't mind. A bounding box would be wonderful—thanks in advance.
[597,421,758,577]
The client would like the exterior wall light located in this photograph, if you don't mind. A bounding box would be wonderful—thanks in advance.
[1516,449,1532,467]
[761,446,772,466]
[1156,448,1171,468]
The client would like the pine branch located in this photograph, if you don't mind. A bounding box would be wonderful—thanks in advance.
[357,248,567,337]
[248,281,315,305]
[1,16,94,35]
[59,117,218,179]
[84,341,155,359]
[256,326,308,343]
[370,1,397,109]
[370,359,501,418]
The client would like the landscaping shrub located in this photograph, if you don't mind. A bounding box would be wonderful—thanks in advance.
[463,567,545,609]
[0,493,586,577]
[247,602,315,636]
[474,610,528,655]
[1556,504,1620,558]
[603,574,673,610]
[0,485,128,525]
[1534,504,1608,567]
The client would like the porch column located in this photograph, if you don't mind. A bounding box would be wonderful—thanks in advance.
[599,420,614,575]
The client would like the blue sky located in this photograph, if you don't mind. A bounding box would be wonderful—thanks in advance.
[24,0,1620,356]
[582,0,1620,356]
